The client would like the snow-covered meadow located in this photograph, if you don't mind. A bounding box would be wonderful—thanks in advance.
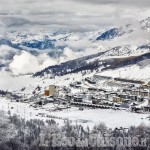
[0,97,149,129]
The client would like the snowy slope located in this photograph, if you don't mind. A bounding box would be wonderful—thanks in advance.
[96,17,150,41]
[34,47,150,79]
[97,64,150,81]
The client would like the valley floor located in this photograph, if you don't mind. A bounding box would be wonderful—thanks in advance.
[0,97,149,129]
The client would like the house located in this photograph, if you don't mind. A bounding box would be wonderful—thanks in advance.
[129,95,138,101]
[121,99,130,108]
[113,96,122,103]
[73,96,83,102]
[44,85,56,97]
[123,88,132,94]
[49,85,56,96]
[91,95,102,104]
[131,90,140,96]
[140,90,149,97]
[105,93,111,99]
[131,106,142,113]
[147,81,150,87]
[137,96,144,103]
[92,100,99,104]
[143,106,150,112]
[46,97,54,103]
[142,84,149,89]
[44,90,49,96]
[66,94,72,101]
[118,94,129,99]
[102,100,114,106]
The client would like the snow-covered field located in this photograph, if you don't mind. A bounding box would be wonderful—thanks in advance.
[0,97,149,129]
[97,64,150,82]
[0,70,38,91]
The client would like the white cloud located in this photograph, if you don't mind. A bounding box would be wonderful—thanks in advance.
[0,45,17,65]
[0,69,37,91]
[9,51,39,75]
[9,51,58,75]
[0,0,149,32]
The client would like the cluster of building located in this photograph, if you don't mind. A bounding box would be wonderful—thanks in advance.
[38,75,150,113]
[69,76,150,113]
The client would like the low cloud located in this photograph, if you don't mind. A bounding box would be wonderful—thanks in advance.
[8,45,101,75]
[9,51,58,75]
[59,47,84,63]
[0,45,17,65]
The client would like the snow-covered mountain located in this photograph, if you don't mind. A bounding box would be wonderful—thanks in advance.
[33,46,150,77]
[96,17,150,41]
[0,17,150,77]
[96,25,134,41]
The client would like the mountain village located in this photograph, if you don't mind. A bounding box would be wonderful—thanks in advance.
[1,73,150,116]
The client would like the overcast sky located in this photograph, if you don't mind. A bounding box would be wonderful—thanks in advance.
[0,0,150,32]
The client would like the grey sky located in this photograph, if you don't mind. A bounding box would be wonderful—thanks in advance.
[0,0,150,32]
